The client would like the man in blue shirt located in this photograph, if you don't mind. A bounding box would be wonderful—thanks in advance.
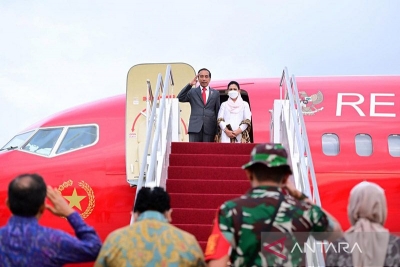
[0,173,102,266]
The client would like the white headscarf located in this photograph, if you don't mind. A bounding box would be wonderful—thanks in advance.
[226,92,244,114]
[345,181,389,267]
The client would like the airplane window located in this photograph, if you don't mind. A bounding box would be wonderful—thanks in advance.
[322,134,339,156]
[1,130,34,151]
[22,128,63,156]
[388,135,400,157]
[355,134,372,156]
[56,126,97,154]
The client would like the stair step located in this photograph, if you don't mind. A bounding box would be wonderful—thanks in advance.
[167,142,254,253]
[170,193,240,209]
[169,154,249,167]
[168,166,248,180]
[174,224,213,242]
[173,208,217,225]
[167,179,250,194]
[171,142,256,155]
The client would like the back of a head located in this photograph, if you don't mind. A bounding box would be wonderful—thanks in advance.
[133,187,171,214]
[242,143,293,183]
[8,174,47,217]
[348,181,387,225]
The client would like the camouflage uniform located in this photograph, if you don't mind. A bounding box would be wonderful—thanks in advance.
[218,186,329,266]
[205,143,331,267]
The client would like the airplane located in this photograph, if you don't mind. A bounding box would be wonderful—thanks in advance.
[1,63,399,266]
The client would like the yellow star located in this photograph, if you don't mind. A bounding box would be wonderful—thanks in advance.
[64,188,86,211]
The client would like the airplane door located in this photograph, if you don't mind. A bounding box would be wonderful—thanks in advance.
[125,63,195,184]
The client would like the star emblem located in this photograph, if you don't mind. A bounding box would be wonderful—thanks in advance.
[64,188,86,210]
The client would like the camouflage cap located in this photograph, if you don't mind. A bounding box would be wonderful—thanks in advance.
[242,143,290,169]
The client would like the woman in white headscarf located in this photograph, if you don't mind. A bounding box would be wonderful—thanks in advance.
[215,81,251,143]
[325,181,400,267]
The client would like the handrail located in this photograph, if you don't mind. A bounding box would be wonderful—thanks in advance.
[279,67,325,267]
[290,75,321,206]
[146,65,174,186]
[134,74,164,195]
[279,68,320,206]
[146,79,154,120]
[133,65,175,198]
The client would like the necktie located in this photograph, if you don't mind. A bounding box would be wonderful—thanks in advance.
[202,87,207,105]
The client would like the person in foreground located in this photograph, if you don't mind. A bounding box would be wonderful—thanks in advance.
[0,173,102,266]
[177,68,220,142]
[205,143,343,267]
[95,186,206,267]
[325,181,400,267]
[215,81,251,143]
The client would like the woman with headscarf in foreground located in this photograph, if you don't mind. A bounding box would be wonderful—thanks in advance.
[215,81,251,143]
[325,181,400,267]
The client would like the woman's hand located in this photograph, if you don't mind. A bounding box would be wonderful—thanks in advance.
[232,128,242,136]
[225,129,236,139]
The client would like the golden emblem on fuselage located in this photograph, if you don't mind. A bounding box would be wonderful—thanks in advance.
[57,180,95,219]
[299,91,324,115]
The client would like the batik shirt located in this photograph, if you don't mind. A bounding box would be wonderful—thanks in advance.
[94,210,206,267]
[206,186,330,267]
[0,212,102,267]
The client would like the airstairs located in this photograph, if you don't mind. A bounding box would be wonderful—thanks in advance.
[272,67,325,266]
[127,64,325,266]
[272,67,322,206]
[130,65,179,191]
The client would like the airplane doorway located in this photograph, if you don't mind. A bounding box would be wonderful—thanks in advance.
[218,90,254,143]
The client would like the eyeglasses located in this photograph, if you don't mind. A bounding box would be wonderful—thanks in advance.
[228,88,239,91]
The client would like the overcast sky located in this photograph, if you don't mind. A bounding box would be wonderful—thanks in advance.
[1,1,400,146]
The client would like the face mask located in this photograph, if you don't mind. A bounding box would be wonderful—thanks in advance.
[228,90,239,99]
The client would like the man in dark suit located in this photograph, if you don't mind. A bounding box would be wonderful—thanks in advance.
[177,68,220,142]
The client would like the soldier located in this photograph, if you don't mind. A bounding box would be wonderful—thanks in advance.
[205,143,343,267]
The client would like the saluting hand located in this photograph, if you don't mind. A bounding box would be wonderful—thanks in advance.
[282,182,313,204]
[46,185,75,217]
[189,75,198,86]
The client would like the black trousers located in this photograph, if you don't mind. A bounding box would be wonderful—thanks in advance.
[189,126,215,142]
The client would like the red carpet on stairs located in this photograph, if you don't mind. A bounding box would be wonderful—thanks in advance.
[167,142,257,251]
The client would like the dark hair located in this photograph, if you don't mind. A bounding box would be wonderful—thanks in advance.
[8,173,47,217]
[247,163,292,183]
[198,68,211,78]
[133,187,171,214]
[227,81,240,90]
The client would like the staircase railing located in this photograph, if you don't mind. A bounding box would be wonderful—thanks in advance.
[272,67,325,266]
[134,64,178,194]
[279,67,321,206]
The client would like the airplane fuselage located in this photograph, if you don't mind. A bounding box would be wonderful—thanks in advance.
[0,73,399,266]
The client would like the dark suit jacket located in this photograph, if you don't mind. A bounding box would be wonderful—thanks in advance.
[177,84,220,135]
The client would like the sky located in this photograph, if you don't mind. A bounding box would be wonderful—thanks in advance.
[1,0,400,146]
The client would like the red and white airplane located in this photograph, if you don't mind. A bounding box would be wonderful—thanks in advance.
[1,63,399,263]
